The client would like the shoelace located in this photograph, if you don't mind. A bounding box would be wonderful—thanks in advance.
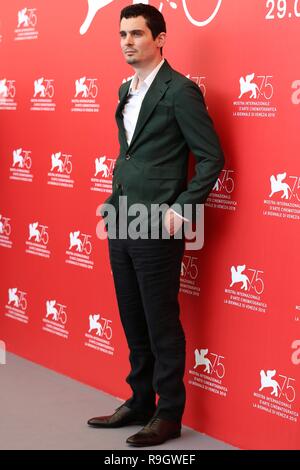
[145,417,161,429]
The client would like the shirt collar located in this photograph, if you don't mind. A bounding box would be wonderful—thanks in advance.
[128,58,165,94]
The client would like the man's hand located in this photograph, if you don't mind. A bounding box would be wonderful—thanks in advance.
[163,208,184,236]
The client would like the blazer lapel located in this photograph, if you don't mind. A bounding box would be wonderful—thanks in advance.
[115,80,131,150]
[115,60,173,152]
[127,84,169,151]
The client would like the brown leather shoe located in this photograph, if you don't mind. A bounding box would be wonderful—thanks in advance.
[126,417,181,447]
[87,404,154,428]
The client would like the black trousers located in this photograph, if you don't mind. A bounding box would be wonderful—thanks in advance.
[108,231,186,423]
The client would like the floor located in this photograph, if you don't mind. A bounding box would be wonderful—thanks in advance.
[0,353,237,450]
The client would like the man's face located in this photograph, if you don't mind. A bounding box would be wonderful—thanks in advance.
[119,16,165,66]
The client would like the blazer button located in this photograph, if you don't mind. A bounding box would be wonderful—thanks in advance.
[125,154,131,160]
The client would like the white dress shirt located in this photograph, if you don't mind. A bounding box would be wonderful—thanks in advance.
[122,58,189,222]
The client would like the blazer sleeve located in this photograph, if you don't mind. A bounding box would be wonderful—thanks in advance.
[170,80,225,223]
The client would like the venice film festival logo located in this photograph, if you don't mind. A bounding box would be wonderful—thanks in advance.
[26,221,51,258]
[180,254,201,297]
[43,300,69,339]
[85,314,114,356]
[91,155,116,192]
[79,0,223,35]
[0,78,16,98]
[5,288,29,324]
[189,347,228,398]
[185,73,206,96]
[71,76,100,112]
[233,72,277,118]
[263,171,300,220]
[253,369,298,423]
[206,168,238,212]
[0,214,13,249]
[47,151,74,188]
[224,264,268,314]
[0,78,17,111]
[10,148,33,183]
[15,7,38,40]
[30,77,56,111]
[66,230,94,269]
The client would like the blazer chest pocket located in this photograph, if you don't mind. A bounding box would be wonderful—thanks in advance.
[143,103,172,136]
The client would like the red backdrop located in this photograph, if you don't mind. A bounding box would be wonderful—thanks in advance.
[0,0,299,450]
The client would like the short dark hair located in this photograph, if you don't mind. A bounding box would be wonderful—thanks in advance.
[120,3,166,56]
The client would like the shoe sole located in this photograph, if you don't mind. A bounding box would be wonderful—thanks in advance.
[87,419,150,428]
[127,430,181,447]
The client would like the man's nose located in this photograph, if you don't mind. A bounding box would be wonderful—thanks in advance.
[124,34,133,45]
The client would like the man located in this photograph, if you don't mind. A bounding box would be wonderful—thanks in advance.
[88,3,224,446]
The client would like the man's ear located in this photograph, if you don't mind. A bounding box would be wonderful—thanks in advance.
[157,32,166,47]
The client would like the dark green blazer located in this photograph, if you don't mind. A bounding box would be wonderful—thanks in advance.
[101,59,224,228]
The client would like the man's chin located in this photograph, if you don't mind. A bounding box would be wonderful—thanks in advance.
[125,56,139,65]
